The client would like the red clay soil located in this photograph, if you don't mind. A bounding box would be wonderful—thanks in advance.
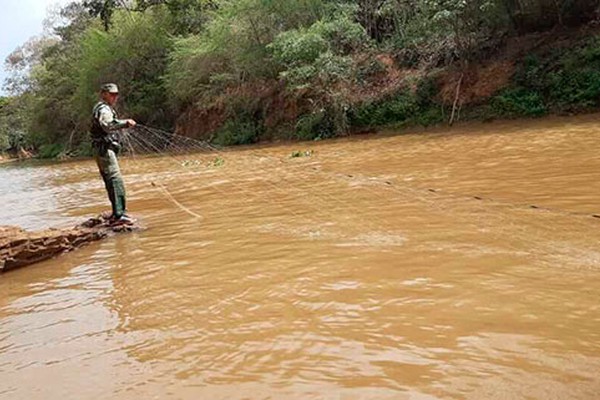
[436,27,600,106]
[438,60,515,105]
[347,54,422,103]
[175,81,299,141]
[0,216,141,273]
[174,25,600,140]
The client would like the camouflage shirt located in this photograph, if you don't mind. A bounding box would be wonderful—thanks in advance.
[90,102,128,146]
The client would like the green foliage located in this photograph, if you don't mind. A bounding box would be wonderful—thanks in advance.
[73,139,94,157]
[207,156,225,167]
[211,91,266,146]
[20,7,174,153]
[356,57,387,83]
[165,35,227,106]
[415,77,439,106]
[83,0,117,31]
[0,97,12,151]
[349,77,445,129]
[38,143,66,159]
[295,112,327,140]
[73,10,173,125]
[376,0,510,67]
[139,0,217,35]
[544,38,600,111]
[269,14,368,87]
[310,17,369,54]
[6,0,600,156]
[0,135,8,153]
[0,96,30,152]
[290,149,314,158]
[213,119,262,146]
[489,87,547,117]
[350,89,419,128]
[166,0,333,108]
[549,67,600,110]
[270,30,328,68]
[485,35,600,119]
[181,156,225,167]
[294,94,351,140]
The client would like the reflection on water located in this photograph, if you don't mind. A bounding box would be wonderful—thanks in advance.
[1,116,600,399]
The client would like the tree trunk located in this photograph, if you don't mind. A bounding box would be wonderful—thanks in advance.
[449,73,464,126]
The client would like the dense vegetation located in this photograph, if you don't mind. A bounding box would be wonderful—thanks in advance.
[1,0,599,157]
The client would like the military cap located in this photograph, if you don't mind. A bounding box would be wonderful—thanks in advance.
[100,83,119,93]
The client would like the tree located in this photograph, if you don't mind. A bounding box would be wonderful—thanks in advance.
[83,0,118,31]
[138,0,219,34]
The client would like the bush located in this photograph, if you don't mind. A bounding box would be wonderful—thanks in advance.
[349,90,419,128]
[166,35,228,107]
[413,106,445,126]
[310,17,370,54]
[73,139,93,157]
[270,30,329,68]
[212,120,262,146]
[489,87,547,117]
[0,134,9,152]
[415,76,440,107]
[545,38,600,111]
[348,77,446,130]
[166,0,332,108]
[356,57,387,84]
[547,67,600,111]
[505,37,600,114]
[38,143,65,159]
[295,112,327,140]
[294,106,347,141]
[270,14,368,88]
[73,10,173,126]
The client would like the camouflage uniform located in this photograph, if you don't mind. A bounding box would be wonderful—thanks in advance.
[90,84,129,219]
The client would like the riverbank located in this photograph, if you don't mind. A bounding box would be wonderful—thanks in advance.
[0,154,17,164]
[18,111,600,163]
[175,24,600,146]
[3,4,600,157]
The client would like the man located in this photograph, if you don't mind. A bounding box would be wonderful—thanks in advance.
[91,83,136,225]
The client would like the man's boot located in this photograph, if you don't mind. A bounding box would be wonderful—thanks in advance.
[109,177,134,225]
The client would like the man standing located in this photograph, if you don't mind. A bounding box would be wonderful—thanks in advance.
[91,83,136,225]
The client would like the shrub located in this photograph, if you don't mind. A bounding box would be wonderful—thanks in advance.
[547,67,600,111]
[295,112,327,140]
[489,87,547,117]
[38,143,65,159]
[294,105,347,141]
[73,139,93,157]
[349,90,419,128]
[212,119,262,146]
[270,30,329,68]
[270,14,368,88]
[0,134,9,152]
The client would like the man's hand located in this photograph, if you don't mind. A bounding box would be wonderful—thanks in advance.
[126,119,137,127]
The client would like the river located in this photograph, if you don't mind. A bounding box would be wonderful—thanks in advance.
[1,116,600,399]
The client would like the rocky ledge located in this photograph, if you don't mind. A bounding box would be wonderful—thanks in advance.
[0,215,141,273]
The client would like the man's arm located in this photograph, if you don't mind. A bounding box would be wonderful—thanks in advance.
[97,105,135,133]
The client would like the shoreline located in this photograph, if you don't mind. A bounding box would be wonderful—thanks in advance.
[6,111,600,164]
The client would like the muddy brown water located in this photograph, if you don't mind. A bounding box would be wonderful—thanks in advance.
[1,116,600,399]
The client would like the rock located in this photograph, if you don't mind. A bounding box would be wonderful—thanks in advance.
[0,215,142,273]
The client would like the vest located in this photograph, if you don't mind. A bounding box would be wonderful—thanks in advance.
[91,102,121,154]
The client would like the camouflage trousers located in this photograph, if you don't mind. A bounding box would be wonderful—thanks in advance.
[94,148,127,218]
